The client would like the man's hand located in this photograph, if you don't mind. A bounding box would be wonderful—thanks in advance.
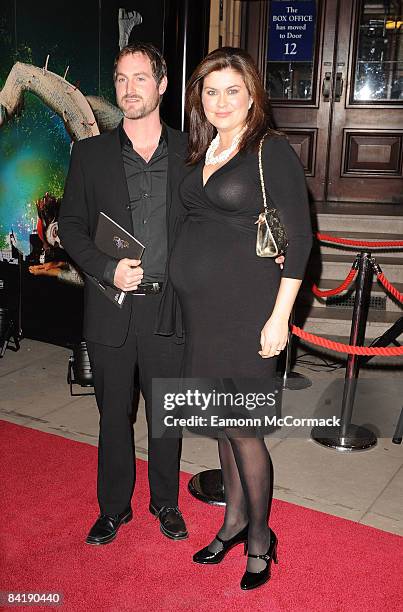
[275,255,285,269]
[113,258,143,291]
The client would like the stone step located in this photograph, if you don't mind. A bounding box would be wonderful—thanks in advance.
[299,278,403,313]
[296,305,402,340]
[308,253,403,283]
[316,214,403,235]
[317,232,403,259]
[313,202,403,235]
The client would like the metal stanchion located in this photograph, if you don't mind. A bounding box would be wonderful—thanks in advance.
[392,408,403,445]
[188,468,225,506]
[312,252,377,451]
[282,309,312,390]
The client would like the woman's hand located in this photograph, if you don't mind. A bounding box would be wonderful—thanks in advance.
[274,255,285,269]
[259,315,289,358]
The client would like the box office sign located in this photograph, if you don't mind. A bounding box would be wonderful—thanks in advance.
[268,0,316,62]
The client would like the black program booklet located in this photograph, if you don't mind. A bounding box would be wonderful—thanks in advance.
[86,212,145,308]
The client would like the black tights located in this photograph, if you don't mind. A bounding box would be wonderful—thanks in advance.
[208,429,273,572]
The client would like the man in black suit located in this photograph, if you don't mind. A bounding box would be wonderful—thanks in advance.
[59,43,188,544]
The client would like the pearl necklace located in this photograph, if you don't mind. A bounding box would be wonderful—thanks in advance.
[205,128,245,166]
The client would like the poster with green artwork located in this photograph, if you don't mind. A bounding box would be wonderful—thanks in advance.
[0,0,165,342]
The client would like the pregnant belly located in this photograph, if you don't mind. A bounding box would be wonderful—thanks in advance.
[169,218,280,319]
[169,218,246,296]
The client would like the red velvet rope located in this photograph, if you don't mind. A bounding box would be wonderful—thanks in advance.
[377,272,403,303]
[291,325,403,356]
[317,232,403,249]
[312,267,357,298]
[298,237,403,354]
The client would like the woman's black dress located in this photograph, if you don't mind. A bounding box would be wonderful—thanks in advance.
[168,136,312,429]
[170,135,312,374]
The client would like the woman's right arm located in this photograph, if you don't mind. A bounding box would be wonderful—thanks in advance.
[262,136,313,281]
[258,136,313,358]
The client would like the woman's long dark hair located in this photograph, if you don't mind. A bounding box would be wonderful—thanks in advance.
[186,47,283,164]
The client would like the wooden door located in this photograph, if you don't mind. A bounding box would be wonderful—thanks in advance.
[327,0,403,203]
[242,0,403,204]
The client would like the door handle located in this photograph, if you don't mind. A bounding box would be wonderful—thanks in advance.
[335,72,344,101]
[322,72,332,101]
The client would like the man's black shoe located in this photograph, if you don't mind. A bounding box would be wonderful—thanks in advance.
[86,507,133,545]
[149,503,188,540]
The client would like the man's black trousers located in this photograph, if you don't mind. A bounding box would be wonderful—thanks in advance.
[86,293,184,515]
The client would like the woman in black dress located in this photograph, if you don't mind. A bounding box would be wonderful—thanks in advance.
[169,48,312,590]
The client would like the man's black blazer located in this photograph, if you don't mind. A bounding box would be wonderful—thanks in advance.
[58,124,188,347]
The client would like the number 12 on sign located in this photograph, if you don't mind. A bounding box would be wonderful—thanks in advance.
[284,43,297,55]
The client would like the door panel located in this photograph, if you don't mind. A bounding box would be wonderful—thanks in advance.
[262,0,335,201]
[282,129,317,175]
[243,0,403,204]
[327,0,403,202]
[342,132,402,175]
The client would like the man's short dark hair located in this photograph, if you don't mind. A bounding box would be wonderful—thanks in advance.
[113,42,167,84]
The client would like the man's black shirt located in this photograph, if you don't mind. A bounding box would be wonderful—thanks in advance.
[104,121,168,285]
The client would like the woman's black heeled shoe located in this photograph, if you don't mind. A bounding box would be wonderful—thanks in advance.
[240,529,278,591]
[193,524,248,565]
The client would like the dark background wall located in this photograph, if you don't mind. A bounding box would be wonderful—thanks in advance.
[0,0,210,345]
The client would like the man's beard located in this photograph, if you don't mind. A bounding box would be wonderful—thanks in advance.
[118,91,160,120]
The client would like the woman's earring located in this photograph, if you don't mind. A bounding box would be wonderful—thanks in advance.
[248,99,253,110]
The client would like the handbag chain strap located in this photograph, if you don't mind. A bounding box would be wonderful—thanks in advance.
[258,133,269,214]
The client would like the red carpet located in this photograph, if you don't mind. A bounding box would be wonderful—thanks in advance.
[1,420,402,612]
